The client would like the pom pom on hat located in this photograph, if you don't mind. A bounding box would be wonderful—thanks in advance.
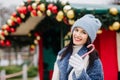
[71,14,102,43]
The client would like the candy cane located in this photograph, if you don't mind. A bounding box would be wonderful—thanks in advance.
[81,44,95,58]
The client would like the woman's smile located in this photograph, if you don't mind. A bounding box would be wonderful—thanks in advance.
[74,36,82,42]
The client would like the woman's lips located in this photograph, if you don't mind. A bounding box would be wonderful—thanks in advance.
[74,37,82,42]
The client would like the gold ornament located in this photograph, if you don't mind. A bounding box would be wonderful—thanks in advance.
[61,0,68,5]
[20,13,25,19]
[31,10,37,17]
[10,16,16,21]
[112,21,120,30]
[31,12,34,17]
[32,3,37,9]
[40,3,46,12]
[64,32,71,46]
[63,5,71,13]
[57,11,64,19]
[2,24,8,30]
[109,7,118,15]
[34,39,38,44]
[46,10,51,16]
[7,19,12,26]
[64,41,70,46]
[30,44,35,49]
[97,29,102,34]
[56,16,62,22]
[0,35,5,40]
[109,25,114,31]
[4,30,9,36]
[68,19,75,25]
[10,16,14,20]
[36,36,40,40]
[37,11,43,17]
[66,10,74,19]
[35,0,40,4]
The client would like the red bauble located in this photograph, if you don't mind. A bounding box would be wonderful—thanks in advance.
[48,4,54,11]
[28,5,33,11]
[1,31,5,36]
[22,6,27,14]
[11,21,15,26]
[27,0,31,3]
[2,25,10,31]
[37,5,41,10]
[30,47,35,54]
[12,12,17,17]
[6,26,11,31]
[6,40,11,47]
[17,7,23,14]
[31,10,37,16]
[0,40,5,46]
[30,45,35,53]
[34,33,39,36]
[30,48,34,51]
[16,17,22,24]
[63,17,69,25]
[10,28,16,32]
[51,6,58,14]
[2,24,10,31]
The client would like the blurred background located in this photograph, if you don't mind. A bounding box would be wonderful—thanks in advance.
[0,0,120,80]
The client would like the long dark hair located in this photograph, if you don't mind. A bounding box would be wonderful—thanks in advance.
[60,35,99,67]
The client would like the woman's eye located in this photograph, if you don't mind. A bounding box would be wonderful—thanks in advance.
[74,28,79,32]
[82,31,87,34]
[74,28,87,35]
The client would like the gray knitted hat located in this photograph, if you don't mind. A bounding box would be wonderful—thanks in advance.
[71,14,102,43]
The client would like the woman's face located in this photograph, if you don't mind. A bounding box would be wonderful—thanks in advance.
[72,27,88,46]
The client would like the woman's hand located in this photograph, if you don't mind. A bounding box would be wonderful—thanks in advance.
[69,54,84,77]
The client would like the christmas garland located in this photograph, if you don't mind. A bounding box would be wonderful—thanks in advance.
[0,0,120,48]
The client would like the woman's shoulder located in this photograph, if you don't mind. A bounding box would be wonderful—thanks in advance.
[93,58,103,67]
[55,47,67,60]
[58,47,67,55]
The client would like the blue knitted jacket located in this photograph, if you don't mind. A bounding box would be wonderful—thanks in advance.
[57,46,104,80]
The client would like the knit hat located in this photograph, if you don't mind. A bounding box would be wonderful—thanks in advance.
[71,14,102,43]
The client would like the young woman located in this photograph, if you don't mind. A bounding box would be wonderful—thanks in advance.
[52,14,104,80]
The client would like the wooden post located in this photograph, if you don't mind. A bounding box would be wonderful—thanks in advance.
[23,64,27,80]
[0,70,6,80]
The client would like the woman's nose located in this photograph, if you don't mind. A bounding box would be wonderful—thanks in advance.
[76,32,81,37]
